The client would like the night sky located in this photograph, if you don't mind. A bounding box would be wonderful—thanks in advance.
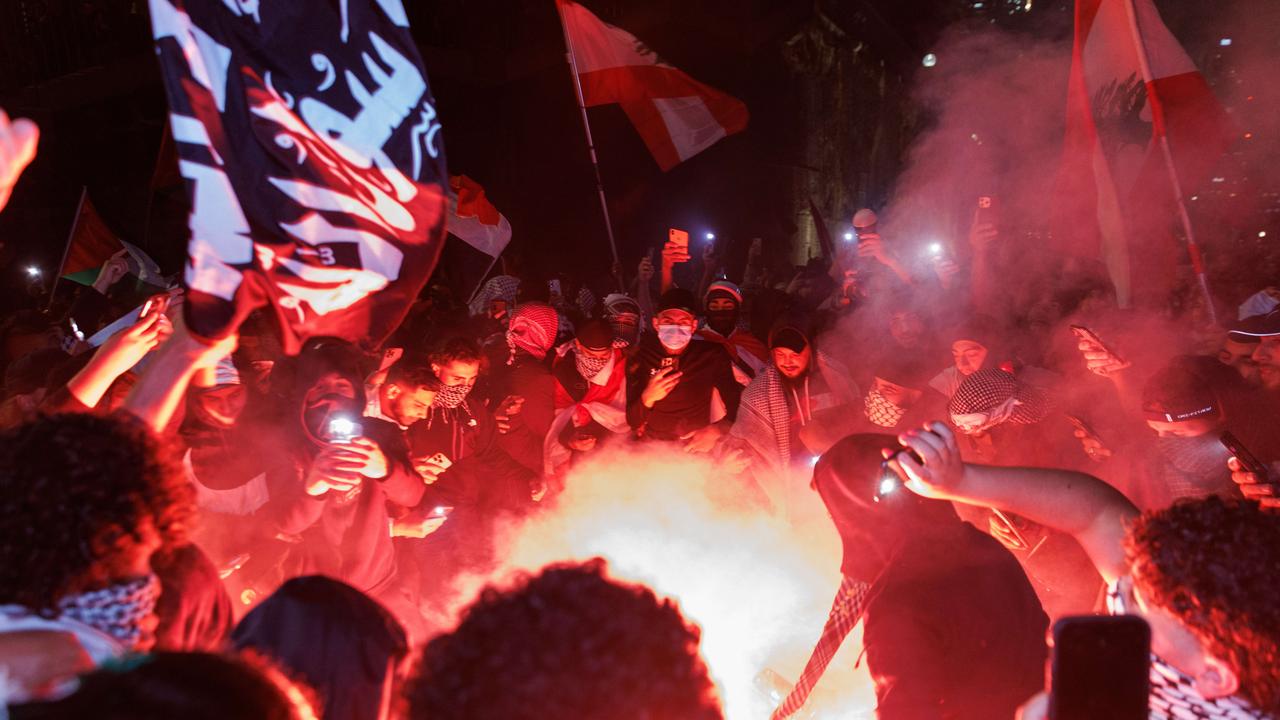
[0,0,1270,310]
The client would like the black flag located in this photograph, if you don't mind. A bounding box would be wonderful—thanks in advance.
[149,0,447,353]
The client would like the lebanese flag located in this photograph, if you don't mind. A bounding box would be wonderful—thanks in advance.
[1054,0,1233,307]
[557,0,748,171]
[447,174,511,258]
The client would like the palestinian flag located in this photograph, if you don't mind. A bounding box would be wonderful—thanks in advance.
[60,192,123,286]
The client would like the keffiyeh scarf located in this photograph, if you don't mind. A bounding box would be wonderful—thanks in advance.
[864,389,908,428]
[506,303,560,363]
[1106,582,1268,719]
[947,368,1051,432]
[57,575,161,649]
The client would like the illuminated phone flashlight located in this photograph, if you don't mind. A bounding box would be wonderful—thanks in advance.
[705,232,716,241]
[25,266,41,278]
[843,232,855,242]
[809,455,820,468]
[927,242,944,257]
[327,415,361,444]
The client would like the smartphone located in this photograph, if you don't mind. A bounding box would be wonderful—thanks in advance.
[975,195,998,227]
[425,452,453,471]
[549,278,562,297]
[668,228,690,252]
[1050,615,1150,720]
[658,356,680,374]
[68,317,85,342]
[327,416,362,444]
[1221,431,1268,479]
[428,505,454,519]
[1070,324,1125,363]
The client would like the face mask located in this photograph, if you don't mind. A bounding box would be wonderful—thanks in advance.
[434,383,472,409]
[706,309,737,336]
[865,389,908,428]
[1156,435,1231,479]
[575,350,611,381]
[657,324,693,352]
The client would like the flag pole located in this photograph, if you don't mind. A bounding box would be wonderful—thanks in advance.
[466,252,504,307]
[556,0,624,291]
[46,186,88,312]
[1121,0,1217,324]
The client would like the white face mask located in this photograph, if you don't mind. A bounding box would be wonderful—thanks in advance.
[657,324,693,351]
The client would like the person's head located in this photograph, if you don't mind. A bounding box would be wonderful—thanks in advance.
[506,302,560,362]
[768,324,812,380]
[1229,310,1280,390]
[947,368,1049,435]
[573,319,615,381]
[1141,358,1226,439]
[233,576,409,720]
[812,434,961,582]
[187,362,248,430]
[0,413,192,651]
[19,651,318,720]
[602,293,641,346]
[653,289,699,354]
[864,357,930,429]
[1219,335,1260,384]
[429,337,483,408]
[380,353,440,427]
[289,341,366,446]
[888,308,925,350]
[946,317,1002,376]
[703,281,743,337]
[1123,498,1280,710]
[404,559,722,720]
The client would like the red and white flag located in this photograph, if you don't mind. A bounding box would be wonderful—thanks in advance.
[447,175,511,258]
[1055,0,1232,306]
[557,0,748,171]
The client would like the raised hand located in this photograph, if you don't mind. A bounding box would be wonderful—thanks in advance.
[641,366,682,408]
[0,109,38,212]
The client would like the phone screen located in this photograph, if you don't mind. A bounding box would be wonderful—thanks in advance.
[1050,615,1150,720]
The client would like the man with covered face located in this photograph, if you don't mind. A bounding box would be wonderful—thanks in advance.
[946,367,1103,618]
[697,280,767,385]
[627,288,741,453]
[253,341,426,638]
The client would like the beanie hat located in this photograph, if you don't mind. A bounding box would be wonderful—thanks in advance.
[656,288,699,315]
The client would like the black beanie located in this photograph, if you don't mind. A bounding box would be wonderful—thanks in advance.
[656,287,699,315]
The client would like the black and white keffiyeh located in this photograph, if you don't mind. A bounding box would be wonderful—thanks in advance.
[1106,582,1270,719]
[56,575,161,649]
[948,368,1051,429]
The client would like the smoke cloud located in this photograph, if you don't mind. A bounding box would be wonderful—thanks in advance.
[432,443,876,718]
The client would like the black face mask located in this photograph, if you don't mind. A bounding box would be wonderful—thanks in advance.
[706,309,738,336]
[301,393,361,447]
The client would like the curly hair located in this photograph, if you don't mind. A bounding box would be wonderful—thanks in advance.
[11,651,317,720]
[404,559,723,720]
[0,412,193,613]
[1125,496,1280,711]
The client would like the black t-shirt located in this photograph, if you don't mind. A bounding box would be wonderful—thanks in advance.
[627,336,742,441]
[863,525,1049,720]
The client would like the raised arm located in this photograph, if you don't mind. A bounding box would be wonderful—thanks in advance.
[123,316,236,433]
[892,422,1138,583]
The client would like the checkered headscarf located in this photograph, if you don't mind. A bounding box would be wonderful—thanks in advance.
[947,368,1050,427]
[506,302,560,363]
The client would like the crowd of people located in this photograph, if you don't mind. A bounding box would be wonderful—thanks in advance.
[2,94,1280,720]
